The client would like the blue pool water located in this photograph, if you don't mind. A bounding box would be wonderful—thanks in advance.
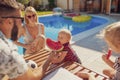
[18,15,108,54]
[39,15,108,40]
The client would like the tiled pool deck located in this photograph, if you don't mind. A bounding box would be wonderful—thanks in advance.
[72,14,120,77]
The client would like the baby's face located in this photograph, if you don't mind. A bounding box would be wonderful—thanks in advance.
[58,32,69,44]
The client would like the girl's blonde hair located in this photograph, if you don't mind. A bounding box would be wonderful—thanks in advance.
[59,29,72,41]
[24,6,38,24]
[102,22,120,48]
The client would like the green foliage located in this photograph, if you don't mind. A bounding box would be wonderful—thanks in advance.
[37,11,53,16]
[48,0,55,3]
[48,0,56,10]
[22,11,53,16]
[33,0,41,9]
[16,0,29,4]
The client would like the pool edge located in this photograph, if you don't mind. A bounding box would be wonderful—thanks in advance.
[72,15,116,43]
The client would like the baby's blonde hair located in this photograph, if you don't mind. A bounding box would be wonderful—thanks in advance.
[102,22,120,48]
[59,29,72,41]
[24,6,38,24]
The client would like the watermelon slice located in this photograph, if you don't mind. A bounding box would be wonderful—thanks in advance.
[46,38,63,51]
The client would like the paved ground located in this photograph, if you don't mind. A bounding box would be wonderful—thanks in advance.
[71,14,120,76]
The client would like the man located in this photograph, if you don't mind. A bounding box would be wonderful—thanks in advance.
[0,0,53,80]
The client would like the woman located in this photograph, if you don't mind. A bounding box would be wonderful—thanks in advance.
[14,6,45,54]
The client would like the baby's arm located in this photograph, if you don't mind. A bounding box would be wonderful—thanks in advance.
[50,51,67,64]
[102,55,114,68]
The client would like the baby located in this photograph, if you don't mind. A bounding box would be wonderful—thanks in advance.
[46,29,81,64]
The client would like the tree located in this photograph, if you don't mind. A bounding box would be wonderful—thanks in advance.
[33,0,41,10]
[48,0,56,10]
[16,0,29,5]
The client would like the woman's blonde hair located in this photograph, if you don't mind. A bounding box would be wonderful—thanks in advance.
[102,22,120,48]
[59,29,72,41]
[24,6,38,24]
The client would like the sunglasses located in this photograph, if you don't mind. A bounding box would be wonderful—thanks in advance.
[1,16,24,23]
[27,14,36,19]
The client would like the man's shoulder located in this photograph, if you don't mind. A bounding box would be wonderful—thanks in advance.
[0,34,18,51]
[0,31,6,40]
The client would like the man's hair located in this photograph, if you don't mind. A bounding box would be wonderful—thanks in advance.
[0,0,24,10]
[0,0,24,23]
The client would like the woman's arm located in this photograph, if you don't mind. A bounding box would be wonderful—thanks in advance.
[14,41,30,49]
[14,26,30,49]
[40,24,45,35]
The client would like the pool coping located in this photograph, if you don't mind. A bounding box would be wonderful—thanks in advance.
[72,15,116,43]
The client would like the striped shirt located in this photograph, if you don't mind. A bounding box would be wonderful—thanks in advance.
[111,57,120,80]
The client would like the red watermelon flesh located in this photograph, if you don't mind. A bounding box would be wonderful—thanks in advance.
[46,38,63,51]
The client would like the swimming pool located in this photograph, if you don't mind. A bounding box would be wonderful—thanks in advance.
[18,15,108,54]
[39,15,108,40]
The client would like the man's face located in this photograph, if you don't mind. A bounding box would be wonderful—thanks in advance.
[2,10,23,40]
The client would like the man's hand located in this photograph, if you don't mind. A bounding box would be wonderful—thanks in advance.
[47,51,57,61]
[48,51,67,64]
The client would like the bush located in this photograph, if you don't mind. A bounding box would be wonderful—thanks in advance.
[48,0,56,10]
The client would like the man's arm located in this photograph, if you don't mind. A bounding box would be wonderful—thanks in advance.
[12,52,54,80]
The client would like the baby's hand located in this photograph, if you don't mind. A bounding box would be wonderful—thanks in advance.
[102,54,111,63]
[102,55,107,60]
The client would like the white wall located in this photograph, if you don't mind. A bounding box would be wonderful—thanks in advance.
[57,0,73,10]
[57,0,67,9]
[69,0,73,10]
[42,0,48,5]
[40,0,48,8]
